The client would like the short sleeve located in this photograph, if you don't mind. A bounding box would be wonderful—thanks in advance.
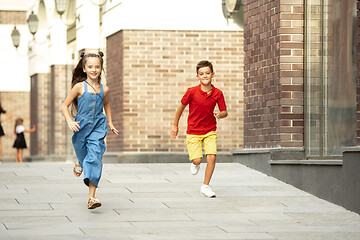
[217,91,227,111]
[16,125,25,134]
[180,88,192,106]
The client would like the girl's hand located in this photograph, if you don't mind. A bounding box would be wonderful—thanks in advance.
[170,125,178,139]
[68,121,80,132]
[109,124,119,135]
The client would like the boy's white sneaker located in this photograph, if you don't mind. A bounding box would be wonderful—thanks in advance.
[200,185,216,198]
[190,163,200,175]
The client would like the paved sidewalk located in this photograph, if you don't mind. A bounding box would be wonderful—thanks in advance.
[0,162,359,240]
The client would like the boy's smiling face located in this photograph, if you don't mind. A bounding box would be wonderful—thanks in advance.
[197,66,215,86]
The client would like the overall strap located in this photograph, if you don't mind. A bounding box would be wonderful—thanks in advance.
[84,81,88,92]
[100,83,103,94]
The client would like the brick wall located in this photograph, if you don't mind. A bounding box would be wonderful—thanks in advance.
[243,0,304,148]
[0,10,26,24]
[0,92,30,160]
[107,29,244,153]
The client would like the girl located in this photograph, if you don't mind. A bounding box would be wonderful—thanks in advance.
[13,118,36,163]
[0,101,11,163]
[61,51,118,210]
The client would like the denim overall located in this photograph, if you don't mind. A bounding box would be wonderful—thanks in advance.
[72,81,107,187]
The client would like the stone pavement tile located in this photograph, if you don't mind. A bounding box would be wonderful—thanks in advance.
[0,203,52,211]
[81,225,226,236]
[270,232,360,240]
[284,212,360,226]
[127,192,192,201]
[2,216,70,229]
[0,198,18,204]
[127,232,275,240]
[15,192,72,204]
[0,225,83,239]
[1,176,47,185]
[279,197,350,213]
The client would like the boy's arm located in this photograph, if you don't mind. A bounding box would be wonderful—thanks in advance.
[171,103,186,139]
[214,110,228,119]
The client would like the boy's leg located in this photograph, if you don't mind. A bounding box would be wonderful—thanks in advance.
[201,132,217,197]
[203,154,216,185]
[186,134,203,175]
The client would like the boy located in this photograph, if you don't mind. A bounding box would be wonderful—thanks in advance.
[170,60,228,198]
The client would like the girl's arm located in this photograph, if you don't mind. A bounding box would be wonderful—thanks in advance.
[214,110,228,119]
[171,103,186,139]
[24,125,36,133]
[103,85,119,135]
[61,83,82,132]
[4,111,11,121]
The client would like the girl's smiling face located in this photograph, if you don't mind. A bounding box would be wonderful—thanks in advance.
[197,66,215,86]
[83,57,102,81]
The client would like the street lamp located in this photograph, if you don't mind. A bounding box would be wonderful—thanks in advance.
[11,26,20,48]
[11,10,39,49]
[90,0,108,6]
[27,11,39,37]
[55,0,66,16]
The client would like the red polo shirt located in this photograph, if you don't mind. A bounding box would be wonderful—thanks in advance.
[181,84,227,135]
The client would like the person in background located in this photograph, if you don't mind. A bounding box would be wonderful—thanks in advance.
[0,101,11,163]
[13,118,36,163]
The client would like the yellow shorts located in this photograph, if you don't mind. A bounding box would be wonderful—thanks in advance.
[186,131,217,161]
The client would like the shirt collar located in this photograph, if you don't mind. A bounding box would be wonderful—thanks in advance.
[197,84,215,96]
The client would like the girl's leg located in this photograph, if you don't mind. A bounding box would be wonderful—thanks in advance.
[88,180,101,209]
[18,149,23,163]
[89,181,97,199]
[15,149,19,162]
[203,154,216,185]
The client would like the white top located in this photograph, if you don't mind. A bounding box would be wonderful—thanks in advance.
[16,125,25,134]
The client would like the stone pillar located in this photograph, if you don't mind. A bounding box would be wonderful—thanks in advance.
[357,0,360,144]
[30,73,50,156]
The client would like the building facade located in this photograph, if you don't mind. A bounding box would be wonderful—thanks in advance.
[1,0,359,164]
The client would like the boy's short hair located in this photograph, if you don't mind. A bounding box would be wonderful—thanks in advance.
[196,60,213,74]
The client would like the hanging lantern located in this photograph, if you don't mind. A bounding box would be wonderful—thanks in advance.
[27,11,39,36]
[55,0,67,16]
[11,26,21,48]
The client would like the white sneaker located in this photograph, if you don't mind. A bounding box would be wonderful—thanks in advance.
[190,163,200,175]
[200,185,216,198]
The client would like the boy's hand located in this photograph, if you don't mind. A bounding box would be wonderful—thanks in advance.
[214,112,221,119]
[171,125,178,139]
